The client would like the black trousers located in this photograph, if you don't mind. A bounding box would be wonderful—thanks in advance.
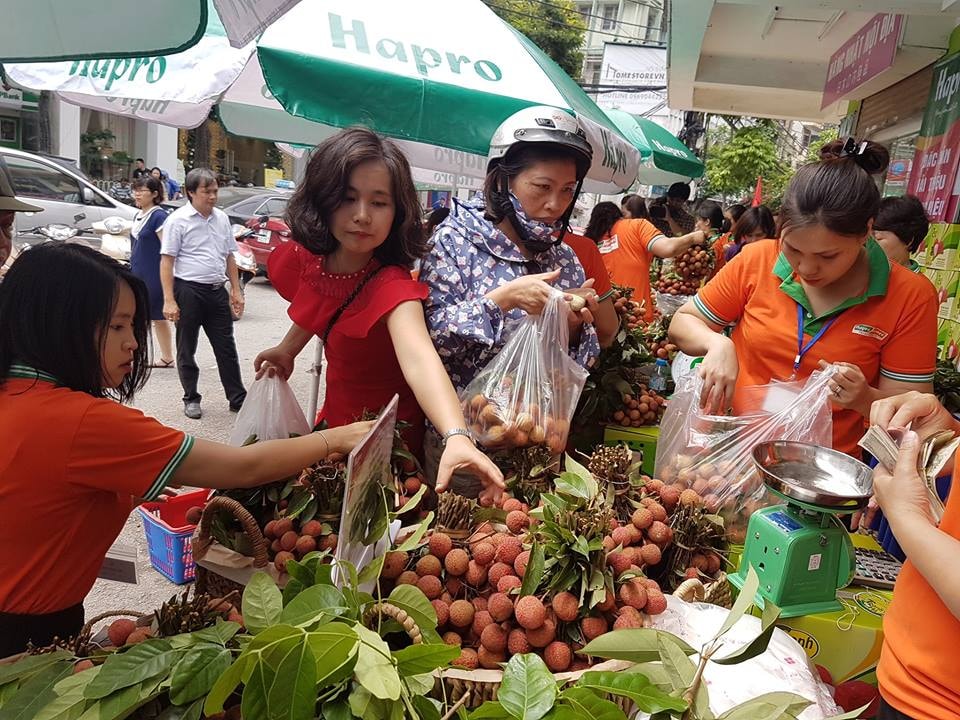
[0,603,83,657]
[878,698,914,720]
[173,278,246,407]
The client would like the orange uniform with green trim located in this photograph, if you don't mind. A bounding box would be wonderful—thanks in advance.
[878,452,960,719]
[693,239,937,456]
[563,232,613,300]
[0,365,193,614]
[597,217,666,322]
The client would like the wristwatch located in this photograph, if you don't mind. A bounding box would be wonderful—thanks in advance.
[442,428,474,446]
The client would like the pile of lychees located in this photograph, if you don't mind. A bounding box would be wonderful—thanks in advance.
[380,495,672,674]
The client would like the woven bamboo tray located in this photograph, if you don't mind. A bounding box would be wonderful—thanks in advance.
[193,496,271,597]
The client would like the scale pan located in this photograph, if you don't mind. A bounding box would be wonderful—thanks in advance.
[752,441,873,509]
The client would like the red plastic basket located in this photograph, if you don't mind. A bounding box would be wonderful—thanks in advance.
[137,489,209,584]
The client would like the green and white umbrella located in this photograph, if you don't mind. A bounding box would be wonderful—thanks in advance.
[0,0,301,62]
[604,109,705,186]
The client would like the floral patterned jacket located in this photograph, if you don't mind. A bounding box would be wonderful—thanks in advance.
[420,196,600,394]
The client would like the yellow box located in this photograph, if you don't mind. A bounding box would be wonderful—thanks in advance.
[922,223,958,270]
[603,425,659,476]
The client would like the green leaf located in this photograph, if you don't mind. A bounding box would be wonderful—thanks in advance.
[469,701,515,720]
[323,699,353,720]
[576,672,687,714]
[391,486,428,519]
[716,692,812,720]
[278,584,348,628]
[282,578,307,607]
[573,536,590,557]
[0,651,71,686]
[354,625,402,700]
[0,682,19,706]
[190,620,242,646]
[558,687,628,720]
[348,685,388,720]
[394,514,434,552]
[563,454,598,498]
[822,704,875,720]
[387,584,440,641]
[413,695,442,720]
[622,662,672,691]
[713,600,781,666]
[243,571,283,634]
[240,656,273,720]
[498,654,557,720]
[305,624,359,685]
[285,558,316,588]
[404,672,435,697]
[554,472,592,501]
[83,639,178,699]
[0,661,73,720]
[519,541,545,597]
[267,640,317,720]
[285,489,314,520]
[203,655,251,716]
[157,699,204,720]
[713,564,759,642]
[33,676,93,720]
[358,554,387,587]
[78,683,140,720]
[392,643,459,677]
[168,644,233,705]
[580,629,696,663]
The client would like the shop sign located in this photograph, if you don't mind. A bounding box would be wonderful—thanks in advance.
[822,14,903,109]
[908,52,960,222]
[596,44,667,117]
[0,87,23,108]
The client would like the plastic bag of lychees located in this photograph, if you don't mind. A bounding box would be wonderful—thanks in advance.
[460,291,589,453]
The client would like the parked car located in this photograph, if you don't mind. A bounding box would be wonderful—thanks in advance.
[0,148,138,229]
[241,215,291,275]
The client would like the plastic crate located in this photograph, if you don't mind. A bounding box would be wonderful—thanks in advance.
[137,489,209,584]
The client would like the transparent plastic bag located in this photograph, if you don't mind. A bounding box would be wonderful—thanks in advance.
[654,367,837,543]
[462,291,589,452]
[654,290,694,319]
[229,375,311,446]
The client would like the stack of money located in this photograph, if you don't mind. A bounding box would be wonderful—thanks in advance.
[858,427,960,524]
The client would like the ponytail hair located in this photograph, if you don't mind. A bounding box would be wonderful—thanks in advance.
[696,200,725,233]
[584,201,623,242]
[780,138,889,237]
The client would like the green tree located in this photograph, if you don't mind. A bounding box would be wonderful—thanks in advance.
[487,0,586,78]
[705,124,786,201]
[804,126,839,164]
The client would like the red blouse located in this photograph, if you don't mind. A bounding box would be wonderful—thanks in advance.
[268,242,428,452]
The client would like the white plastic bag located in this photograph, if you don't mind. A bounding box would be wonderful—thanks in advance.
[229,375,311,446]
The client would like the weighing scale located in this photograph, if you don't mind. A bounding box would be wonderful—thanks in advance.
[728,441,873,618]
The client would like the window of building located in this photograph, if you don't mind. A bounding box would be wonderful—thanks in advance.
[601,4,617,31]
[577,3,592,26]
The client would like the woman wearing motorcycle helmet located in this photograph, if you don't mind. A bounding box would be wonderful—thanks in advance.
[420,106,601,496]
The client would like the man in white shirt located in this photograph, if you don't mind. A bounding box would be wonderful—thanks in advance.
[160,168,246,419]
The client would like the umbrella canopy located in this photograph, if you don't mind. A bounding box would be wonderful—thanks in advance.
[604,109,705,186]
[0,0,300,62]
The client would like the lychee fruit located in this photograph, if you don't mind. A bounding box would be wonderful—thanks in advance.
[506,510,530,534]
[645,478,664,493]
[442,631,462,646]
[274,518,294,537]
[551,591,579,622]
[264,520,279,539]
[513,550,531,578]
[270,539,282,554]
[597,588,617,612]
[428,532,453,559]
[301,519,324,538]
[658,486,680,510]
[498,574,522,593]
[641,578,661,591]
[488,593,515,622]
[404,476,422,495]
[107,618,136,646]
[449,600,475,628]
[452,647,479,669]
[684,567,700,579]
[580,615,609,641]
[495,536,523,565]
[645,590,667,615]
[515,595,546,630]
[472,596,488,613]
[416,554,442,578]
[431,599,450,626]
[417,575,443,600]
[690,553,710,572]
[488,562,515,588]
[472,610,495,637]
[444,548,469,576]
[73,659,95,673]
[611,526,633,547]
[602,535,616,551]
[396,570,419,586]
[638,543,662,566]
[544,641,572,672]
[647,521,672,545]
[833,680,880,716]
[319,533,338,552]
[619,579,648,610]
[382,551,408,579]
[507,628,531,655]
[185,506,203,525]
[608,549,634,575]
[679,489,702,508]
[480,624,508,653]
[502,497,523,513]
[125,627,155,645]
[706,552,722,575]
[526,619,557,647]
[478,646,505,669]
[295,535,317,557]
[647,501,669,522]
[465,560,488,587]
[273,551,295,574]
[614,607,644,629]
[472,542,495,566]
[280,530,298,552]
[631,507,654,530]
[446,577,464,597]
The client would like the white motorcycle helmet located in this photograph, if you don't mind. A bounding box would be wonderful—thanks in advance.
[487,106,593,179]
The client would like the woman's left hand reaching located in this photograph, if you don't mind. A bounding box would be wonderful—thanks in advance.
[565,280,598,337]
[819,360,874,415]
[436,435,505,507]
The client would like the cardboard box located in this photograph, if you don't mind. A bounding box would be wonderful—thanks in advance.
[922,223,958,270]
[603,424,659,476]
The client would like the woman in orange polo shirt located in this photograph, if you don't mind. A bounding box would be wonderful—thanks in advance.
[668,139,938,457]
[0,243,372,656]
[584,201,706,323]
[867,391,960,720]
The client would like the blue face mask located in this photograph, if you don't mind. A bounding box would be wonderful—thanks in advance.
[508,191,562,249]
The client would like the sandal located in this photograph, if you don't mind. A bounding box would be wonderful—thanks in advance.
[151,358,175,368]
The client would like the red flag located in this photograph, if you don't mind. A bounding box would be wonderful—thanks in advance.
[752,176,763,207]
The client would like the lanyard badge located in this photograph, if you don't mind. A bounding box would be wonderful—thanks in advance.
[792,303,838,380]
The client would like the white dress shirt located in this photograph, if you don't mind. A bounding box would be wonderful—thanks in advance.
[160,204,237,284]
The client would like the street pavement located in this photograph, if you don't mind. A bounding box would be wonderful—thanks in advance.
[84,277,321,618]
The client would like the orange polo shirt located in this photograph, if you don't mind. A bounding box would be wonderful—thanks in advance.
[597,218,666,322]
[693,239,937,456]
[0,366,193,614]
[563,232,612,299]
[878,452,960,719]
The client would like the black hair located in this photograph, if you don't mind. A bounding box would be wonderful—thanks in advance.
[0,243,151,402]
[874,195,929,253]
[584,201,623,242]
[624,195,650,220]
[667,182,691,201]
[136,158,144,163]
[285,127,426,268]
[184,168,217,200]
[727,203,747,225]
[696,200,726,233]
[425,207,450,239]
[150,166,162,176]
[132,175,164,204]
[733,205,777,243]
[620,194,639,207]
[780,138,889,237]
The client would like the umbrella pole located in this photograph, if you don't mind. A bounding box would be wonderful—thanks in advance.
[307,338,323,425]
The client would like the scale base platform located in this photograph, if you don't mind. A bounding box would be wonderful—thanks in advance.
[728,570,843,619]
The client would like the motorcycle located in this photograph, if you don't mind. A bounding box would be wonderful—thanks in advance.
[230,224,258,321]
[92,216,133,264]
